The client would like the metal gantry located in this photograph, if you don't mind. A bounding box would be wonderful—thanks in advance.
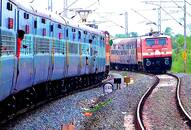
[124,12,128,35]
[48,0,53,12]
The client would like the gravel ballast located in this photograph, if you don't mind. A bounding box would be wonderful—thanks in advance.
[142,74,190,130]
[2,71,155,130]
[176,73,191,118]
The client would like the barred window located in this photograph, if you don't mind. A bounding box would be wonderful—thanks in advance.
[69,43,78,54]
[34,37,49,54]
[20,35,33,54]
[81,44,89,55]
[0,30,16,56]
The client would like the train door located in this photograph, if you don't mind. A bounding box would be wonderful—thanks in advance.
[48,22,54,81]
[67,27,79,77]
[89,33,95,74]
[73,27,80,76]
[79,30,87,75]
[13,9,35,92]
[33,16,50,85]
[78,29,83,75]
[50,22,65,80]
[91,34,97,73]
[85,31,90,74]
[0,0,17,101]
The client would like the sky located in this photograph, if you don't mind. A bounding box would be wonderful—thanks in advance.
[21,0,191,36]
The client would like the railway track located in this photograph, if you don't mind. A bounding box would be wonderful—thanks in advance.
[0,75,113,126]
[136,73,191,130]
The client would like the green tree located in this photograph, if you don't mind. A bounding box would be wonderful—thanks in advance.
[115,34,129,38]
[164,27,173,36]
[129,32,138,37]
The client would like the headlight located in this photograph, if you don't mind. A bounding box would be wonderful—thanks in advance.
[146,60,151,66]
[165,59,169,65]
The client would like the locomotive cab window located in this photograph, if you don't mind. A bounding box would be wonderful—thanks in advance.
[158,38,166,45]
[146,39,155,46]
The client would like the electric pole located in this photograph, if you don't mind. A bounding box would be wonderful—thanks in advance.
[142,0,183,32]
[183,0,187,72]
[158,0,161,33]
[64,0,68,17]
[125,12,128,35]
[48,0,53,12]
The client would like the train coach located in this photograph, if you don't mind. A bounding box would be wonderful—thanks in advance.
[110,33,172,73]
[0,0,110,118]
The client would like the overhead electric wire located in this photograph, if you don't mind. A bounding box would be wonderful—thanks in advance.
[131,8,157,26]
[171,0,191,17]
[186,0,191,6]
[85,1,98,9]
[160,7,183,26]
[59,0,80,15]
[66,0,80,9]
[96,13,125,29]
[143,2,183,26]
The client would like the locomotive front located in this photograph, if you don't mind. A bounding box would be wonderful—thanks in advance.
[141,35,172,73]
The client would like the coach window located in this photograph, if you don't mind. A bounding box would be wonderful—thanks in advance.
[89,36,93,44]
[34,20,37,28]
[146,39,155,46]
[50,25,53,32]
[112,45,114,49]
[78,31,81,41]
[72,28,76,40]
[66,28,69,39]
[58,24,62,29]
[24,12,29,19]
[41,18,46,24]
[84,31,87,42]
[7,2,13,11]
[158,38,166,45]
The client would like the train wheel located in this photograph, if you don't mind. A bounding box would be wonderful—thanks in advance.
[23,88,37,108]
[60,80,67,94]
[54,81,63,95]
[78,77,82,88]
[75,77,79,89]
[46,82,54,98]
[67,78,72,92]
[86,76,89,86]
[5,96,17,119]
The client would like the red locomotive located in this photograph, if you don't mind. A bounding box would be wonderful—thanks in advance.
[110,33,172,73]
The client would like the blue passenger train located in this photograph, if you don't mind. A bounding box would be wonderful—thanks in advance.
[0,0,110,118]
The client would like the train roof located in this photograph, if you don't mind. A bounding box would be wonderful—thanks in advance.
[113,38,137,45]
[141,34,171,39]
[9,0,104,36]
[112,34,171,45]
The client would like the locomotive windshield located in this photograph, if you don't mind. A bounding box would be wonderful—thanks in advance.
[146,39,155,46]
[158,38,167,45]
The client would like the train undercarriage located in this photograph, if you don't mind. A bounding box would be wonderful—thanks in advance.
[0,71,108,124]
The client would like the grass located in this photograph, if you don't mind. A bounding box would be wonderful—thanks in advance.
[171,49,191,74]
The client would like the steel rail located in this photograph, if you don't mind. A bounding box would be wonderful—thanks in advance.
[135,74,160,130]
[167,73,191,126]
